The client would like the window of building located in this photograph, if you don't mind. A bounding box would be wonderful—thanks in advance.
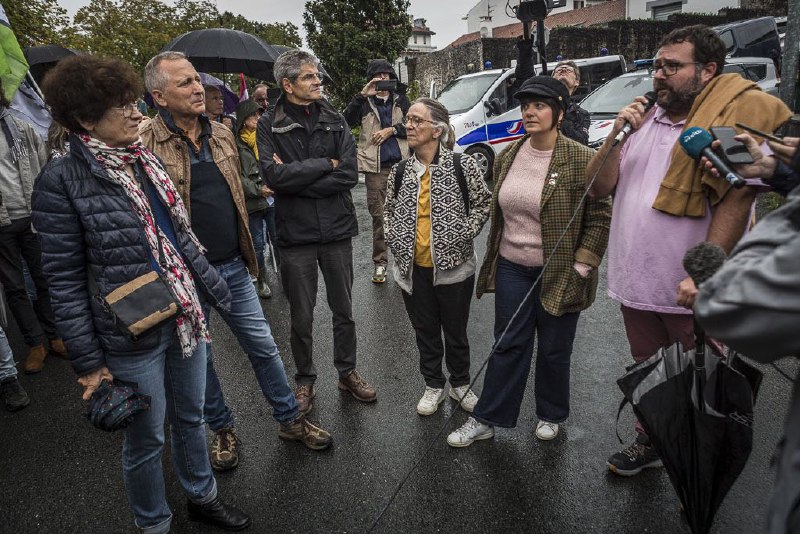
[414,35,418,44]
[574,0,585,8]
[652,2,682,21]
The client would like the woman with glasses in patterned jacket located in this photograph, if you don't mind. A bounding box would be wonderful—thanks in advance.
[384,97,491,418]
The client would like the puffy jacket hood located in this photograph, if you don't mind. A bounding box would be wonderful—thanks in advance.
[235,99,262,135]
[366,59,397,80]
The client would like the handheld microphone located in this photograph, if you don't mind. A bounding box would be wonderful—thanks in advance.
[682,242,727,286]
[612,91,657,147]
[679,127,747,188]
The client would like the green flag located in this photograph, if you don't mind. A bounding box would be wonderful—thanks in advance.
[0,3,28,101]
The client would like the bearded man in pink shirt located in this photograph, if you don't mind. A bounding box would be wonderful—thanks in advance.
[586,25,791,477]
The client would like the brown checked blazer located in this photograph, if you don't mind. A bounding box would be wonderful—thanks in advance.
[476,133,612,316]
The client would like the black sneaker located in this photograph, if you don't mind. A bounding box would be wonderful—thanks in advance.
[210,428,240,472]
[607,435,663,476]
[1,378,30,412]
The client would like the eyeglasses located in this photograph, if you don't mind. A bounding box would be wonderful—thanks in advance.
[295,72,325,83]
[207,95,224,102]
[111,102,141,119]
[652,61,704,77]
[403,115,437,127]
[254,96,268,103]
[553,66,575,75]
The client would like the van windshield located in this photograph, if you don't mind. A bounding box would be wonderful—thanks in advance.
[580,73,653,115]
[437,72,501,115]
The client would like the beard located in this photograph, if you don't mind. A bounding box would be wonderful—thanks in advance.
[654,71,704,114]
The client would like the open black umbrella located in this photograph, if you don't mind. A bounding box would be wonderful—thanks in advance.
[23,45,81,85]
[161,28,281,80]
[617,342,762,534]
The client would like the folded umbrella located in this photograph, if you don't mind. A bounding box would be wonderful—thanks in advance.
[86,378,150,432]
[617,342,762,534]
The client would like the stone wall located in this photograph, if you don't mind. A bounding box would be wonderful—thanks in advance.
[410,38,517,98]
[411,7,789,94]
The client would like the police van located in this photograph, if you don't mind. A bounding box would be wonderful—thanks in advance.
[435,55,627,180]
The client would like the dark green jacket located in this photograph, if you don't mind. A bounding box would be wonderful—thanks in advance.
[476,133,612,316]
[235,136,268,214]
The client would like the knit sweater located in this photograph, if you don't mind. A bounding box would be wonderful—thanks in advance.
[498,141,552,267]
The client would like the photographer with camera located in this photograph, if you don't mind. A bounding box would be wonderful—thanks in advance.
[343,60,410,284]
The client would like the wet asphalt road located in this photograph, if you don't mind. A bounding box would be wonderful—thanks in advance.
[0,182,796,534]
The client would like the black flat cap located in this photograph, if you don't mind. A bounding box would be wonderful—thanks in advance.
[514,75,570,111]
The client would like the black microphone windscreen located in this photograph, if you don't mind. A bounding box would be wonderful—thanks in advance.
[683,242,727,285]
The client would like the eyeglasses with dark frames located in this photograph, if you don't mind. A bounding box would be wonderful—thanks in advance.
[652,61,704,77]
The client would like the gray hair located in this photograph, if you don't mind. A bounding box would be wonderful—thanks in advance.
[412,97,455,150]
[144,51,188,92]
[273,49,320,91]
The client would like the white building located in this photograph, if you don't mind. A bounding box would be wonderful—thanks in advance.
[395,17,437,84]
[463,0,612,37]
[626,0,741,20]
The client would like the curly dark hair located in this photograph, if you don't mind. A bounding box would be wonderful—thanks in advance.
[659,24,726,77]
[41,55,144,133]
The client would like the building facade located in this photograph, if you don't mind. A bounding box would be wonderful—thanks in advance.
[395,17,437,84]
[625,0,741,20]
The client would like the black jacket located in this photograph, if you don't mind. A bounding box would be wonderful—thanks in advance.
[562,100,590,146]
[256,95,359,247]
[31,135,231,376]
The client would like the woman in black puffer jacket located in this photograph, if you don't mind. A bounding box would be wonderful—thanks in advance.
[31,55,249,533]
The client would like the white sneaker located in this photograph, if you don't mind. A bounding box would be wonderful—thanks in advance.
[447,417,495,448]
[416,386,446,416]
[449,385,479,412]
[535,421,559,441]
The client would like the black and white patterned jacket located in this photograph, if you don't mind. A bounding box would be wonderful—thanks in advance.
[384,147,491,278]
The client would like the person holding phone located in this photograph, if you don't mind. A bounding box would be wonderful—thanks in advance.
[343,59,410,284]
[701,130,800,196]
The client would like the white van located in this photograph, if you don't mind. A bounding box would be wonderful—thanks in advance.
[435,55,627,180]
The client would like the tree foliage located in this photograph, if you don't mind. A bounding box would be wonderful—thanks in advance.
[3,0,72,48]
[6,0,301,76]
[303,0,411,107]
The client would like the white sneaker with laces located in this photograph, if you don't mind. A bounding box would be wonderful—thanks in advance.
[535,421,559,441]
[449,385,479,412]
[416,386,446,416]
[447,417,495,448]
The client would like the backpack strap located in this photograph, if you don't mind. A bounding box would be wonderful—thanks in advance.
[392,159,408,199]
[453,153,470,216]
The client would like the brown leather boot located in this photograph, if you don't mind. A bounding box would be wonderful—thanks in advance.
[23,345,47,374]
[49,338,69,359]
[338,370,377,402]
[279,415,332,450]
[294,383,315,415]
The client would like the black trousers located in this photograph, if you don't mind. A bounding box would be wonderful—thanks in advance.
[401,266,474,389]
[0,217,57,346]
[279,238,356,384]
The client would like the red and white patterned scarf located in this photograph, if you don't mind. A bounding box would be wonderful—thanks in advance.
[80,133,210,357]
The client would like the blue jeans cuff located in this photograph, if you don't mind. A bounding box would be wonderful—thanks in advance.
[192,477,218,506]
[136,515,172,534]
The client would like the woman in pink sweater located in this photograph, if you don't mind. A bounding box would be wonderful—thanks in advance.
[447,76,611,447]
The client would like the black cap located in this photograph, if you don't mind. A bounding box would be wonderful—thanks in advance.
[514,75,569,111]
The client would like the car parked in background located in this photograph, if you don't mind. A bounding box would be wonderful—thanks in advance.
[580,56,781,148]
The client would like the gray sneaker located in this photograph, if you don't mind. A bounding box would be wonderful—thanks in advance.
[372,265,387,284]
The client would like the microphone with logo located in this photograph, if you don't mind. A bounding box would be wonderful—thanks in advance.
[679,127,747,188]
[612,91,657,147]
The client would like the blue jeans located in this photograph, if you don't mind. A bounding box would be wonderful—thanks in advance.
[203,257,298,430]
[104,326,217,534]
[248,211,266,272]
[473,257,581,427]
[0,325,17,382]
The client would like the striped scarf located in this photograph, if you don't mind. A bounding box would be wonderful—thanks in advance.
[80,133,210,357]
